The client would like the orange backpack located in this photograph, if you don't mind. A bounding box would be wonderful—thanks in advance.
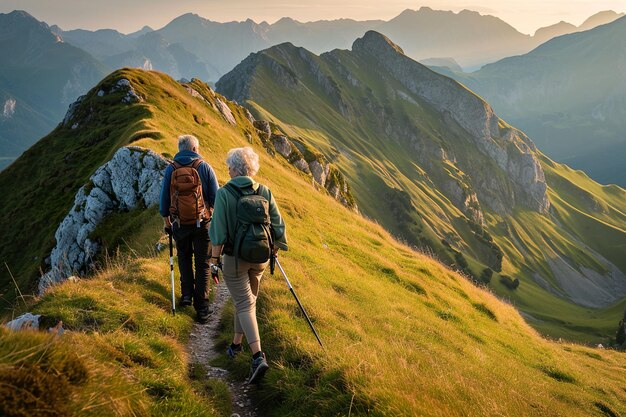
[169,159,208,226]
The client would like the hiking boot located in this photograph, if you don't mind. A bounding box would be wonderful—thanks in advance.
[179,295,192,307]
[248,352,269,384]
[226,343,243,358]
[196,307,211,324]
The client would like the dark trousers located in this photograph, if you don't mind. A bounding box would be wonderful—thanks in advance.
[173,221,211,310]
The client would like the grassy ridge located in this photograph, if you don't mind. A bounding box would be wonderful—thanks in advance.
[1,68,625,416]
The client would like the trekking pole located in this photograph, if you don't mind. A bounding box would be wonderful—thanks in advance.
[274,256,324,349]
[169,233,176,316]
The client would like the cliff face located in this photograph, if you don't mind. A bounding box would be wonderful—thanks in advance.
[351,31,549,215]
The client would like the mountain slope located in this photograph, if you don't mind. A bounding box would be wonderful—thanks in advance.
[1,68,625,416]
[216,31,626,341]
[0,10,107,170]
[452,16,626,187]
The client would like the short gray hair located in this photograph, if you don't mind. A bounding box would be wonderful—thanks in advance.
[178,134,199,151]
[226,147,260,177]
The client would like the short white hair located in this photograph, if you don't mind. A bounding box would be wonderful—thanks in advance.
[226,147,260,177]
[178,135,199,151]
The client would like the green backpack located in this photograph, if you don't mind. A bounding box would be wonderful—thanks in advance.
[223,183,274,263]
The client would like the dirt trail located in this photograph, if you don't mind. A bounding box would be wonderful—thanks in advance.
[187,282,257,417]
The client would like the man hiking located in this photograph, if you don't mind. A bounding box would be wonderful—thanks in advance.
[209,147,288,384]
[160,134,219,323]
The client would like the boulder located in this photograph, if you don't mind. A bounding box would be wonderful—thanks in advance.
[5,313,40,331]
[253,120,271,136]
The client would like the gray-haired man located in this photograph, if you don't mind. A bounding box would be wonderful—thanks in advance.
[159,135,219,323]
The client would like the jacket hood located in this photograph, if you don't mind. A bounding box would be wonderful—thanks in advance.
[173,150,202,165]
[227,176,258,190]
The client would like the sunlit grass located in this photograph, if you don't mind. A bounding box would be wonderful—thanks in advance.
[1,68,625,416]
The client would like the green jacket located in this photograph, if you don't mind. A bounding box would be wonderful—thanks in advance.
[209,176,288,251]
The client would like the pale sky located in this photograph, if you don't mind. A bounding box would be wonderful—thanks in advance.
[1,0,624,35]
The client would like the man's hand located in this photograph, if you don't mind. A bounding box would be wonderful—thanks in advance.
[210,256,222,284]
[163,216,172,235]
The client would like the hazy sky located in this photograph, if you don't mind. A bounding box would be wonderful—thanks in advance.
[1,0,624,35]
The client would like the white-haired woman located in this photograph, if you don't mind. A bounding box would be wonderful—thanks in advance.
[209,146,287,384]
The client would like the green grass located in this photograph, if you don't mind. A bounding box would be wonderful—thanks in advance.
[1,68,625,416]
[2,251,228,416]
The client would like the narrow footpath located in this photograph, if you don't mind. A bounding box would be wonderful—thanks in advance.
[187,282,258,417]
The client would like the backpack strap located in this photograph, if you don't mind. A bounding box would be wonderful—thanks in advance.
[190,158,203,170]
[223,182,244,200]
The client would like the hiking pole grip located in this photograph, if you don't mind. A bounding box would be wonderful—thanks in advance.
[275,258,324,349]
[169,233,176,316]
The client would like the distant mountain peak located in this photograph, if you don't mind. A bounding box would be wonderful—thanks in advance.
[274,16,298,25]
[7,9,35,19]
[128,25,153,37]
[579,10,625,31]
[169,12,207,26]
[352,30,404,56]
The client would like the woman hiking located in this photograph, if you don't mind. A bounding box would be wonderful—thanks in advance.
[209,147,288,384]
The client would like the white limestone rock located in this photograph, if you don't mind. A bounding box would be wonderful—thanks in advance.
[6,313,40,331]
[215,98,236,125]
[111,78,142,103]
[39,146,168,293]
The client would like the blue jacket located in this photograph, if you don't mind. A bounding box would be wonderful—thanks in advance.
[159,150,219,217]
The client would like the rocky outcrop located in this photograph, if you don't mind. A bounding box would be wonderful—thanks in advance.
[62,95,85,127]
[253,120,271,136]
[255,127,356,210]
[39,146,167,293]
[443,180,484,225]
[5,313,40,331]
[64,78,143,130]
[215,98,237,125]
[111,79,142,104]
[352,31,550,215]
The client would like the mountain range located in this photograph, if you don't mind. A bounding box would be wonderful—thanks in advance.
[448,15,626,187]
[216,31,626,340]
[51,8,624,79]
[1,8,622,174]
